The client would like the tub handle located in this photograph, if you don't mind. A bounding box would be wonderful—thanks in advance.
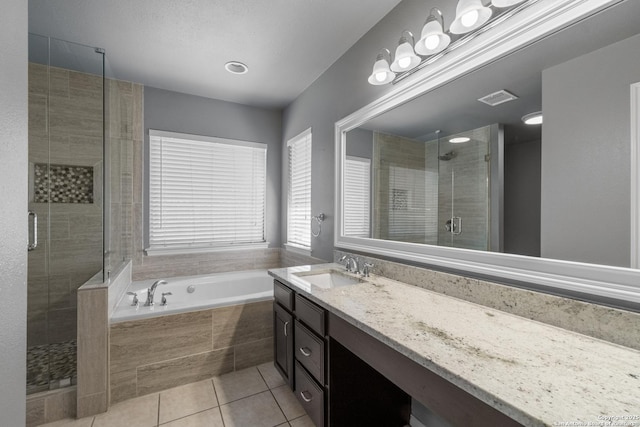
[283,321,289,337]
[126,292,139,306]
[299,347,312,357]
[161,292,172,306]
[300,390,313,403]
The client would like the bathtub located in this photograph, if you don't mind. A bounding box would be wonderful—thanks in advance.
[111,269,274,323]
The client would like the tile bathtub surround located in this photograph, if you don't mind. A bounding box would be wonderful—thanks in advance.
[334,250,640,351]
[41,364,311,427]
[131,248,282,281]
[106,260,132,318]
[109,300,273,404]
[279,249,326,268]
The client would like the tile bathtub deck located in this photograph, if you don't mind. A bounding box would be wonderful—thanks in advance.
[42,363,315,427]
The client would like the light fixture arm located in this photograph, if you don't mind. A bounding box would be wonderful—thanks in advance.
[427,7,444,29]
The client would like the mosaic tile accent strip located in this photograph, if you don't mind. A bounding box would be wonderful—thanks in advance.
[34,163,94,203]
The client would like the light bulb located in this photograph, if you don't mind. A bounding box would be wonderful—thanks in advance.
[450,137,471,143]
[375,72,387,82]
[398,57,412,69]
[424,34,440,50]
[461,9,479,27]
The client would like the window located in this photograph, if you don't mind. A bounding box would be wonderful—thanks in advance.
[148,130,267,253]
[287,128,312,250]
[343,156,371,237]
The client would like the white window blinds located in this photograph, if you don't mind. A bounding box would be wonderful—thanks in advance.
[148,130,267,252]
[344,156,371,237]
[287,128,312,249]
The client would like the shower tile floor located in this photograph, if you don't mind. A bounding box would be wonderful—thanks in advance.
[41,362,315,427]
[27,340,77,394]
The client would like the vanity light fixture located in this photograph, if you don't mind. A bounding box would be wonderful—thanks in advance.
[450,0,493,34]
[415,8,451,56]
[368,0,534,86]
[390,30,421,72]
[224,61,248,75]
[450,137,471,143]
[522,111,543,125]
[491,0,527,7]
[368,48,396,85]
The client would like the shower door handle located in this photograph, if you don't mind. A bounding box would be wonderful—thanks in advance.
[451,217,462,235]
[28,210,38,251]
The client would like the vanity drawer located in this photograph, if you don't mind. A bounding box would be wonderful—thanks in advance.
[274,281,294,312]
[295,294,325,336]
[295,361,324,427]
[295,320,325,383]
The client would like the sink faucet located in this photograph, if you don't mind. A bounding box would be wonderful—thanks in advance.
[339,255,360,274]
[145,280,167,306]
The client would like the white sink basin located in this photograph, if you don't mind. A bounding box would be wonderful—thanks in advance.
[294,270,362,289]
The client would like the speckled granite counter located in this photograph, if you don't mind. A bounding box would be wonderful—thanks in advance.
[269,263,640,427]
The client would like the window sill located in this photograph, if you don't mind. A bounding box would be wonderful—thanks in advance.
[145,242,269,257]
[284,243,312,256]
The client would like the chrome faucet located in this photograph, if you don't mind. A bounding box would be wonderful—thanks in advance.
[339,255,360,274]
[362,262,375,277]
[145,280,167,306]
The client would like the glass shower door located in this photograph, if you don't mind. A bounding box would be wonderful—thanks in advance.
[437,125,492,251]
[27,34,105,394]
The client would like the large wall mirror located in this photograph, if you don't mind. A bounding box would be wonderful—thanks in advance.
[335,0,640,308]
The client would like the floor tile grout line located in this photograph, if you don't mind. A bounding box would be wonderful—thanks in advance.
[156,406,218,426]
[267,387,289,423]
[210,377,226,427]
[218,387,271,407]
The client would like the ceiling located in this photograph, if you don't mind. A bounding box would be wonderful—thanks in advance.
[28,0,403,108]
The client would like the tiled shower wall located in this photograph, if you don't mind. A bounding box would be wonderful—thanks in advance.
[105,79,143,277]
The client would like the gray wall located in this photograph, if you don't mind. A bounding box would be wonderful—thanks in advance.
[144,86,283,249]
[541,33,640,267]
[345,128,373,159]
[505,140,541,257]
[282,0,443,261]
[0,0,28,424]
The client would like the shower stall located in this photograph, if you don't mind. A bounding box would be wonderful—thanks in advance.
[373,124,501,251]
[27,34,132,394]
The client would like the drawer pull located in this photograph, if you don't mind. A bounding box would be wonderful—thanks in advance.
[300,390,313,403]
[284,321,289,337]
[299,347,312,357]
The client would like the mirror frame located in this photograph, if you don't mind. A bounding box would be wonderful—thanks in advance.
[335,0,640,308]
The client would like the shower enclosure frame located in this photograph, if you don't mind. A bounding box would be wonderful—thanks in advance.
[27,33,107,395]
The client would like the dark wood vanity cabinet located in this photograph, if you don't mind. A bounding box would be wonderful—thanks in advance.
[273,280,327,427]
[273,302,294,387]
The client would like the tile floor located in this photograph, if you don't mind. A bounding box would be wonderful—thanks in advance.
[41,363,315,427]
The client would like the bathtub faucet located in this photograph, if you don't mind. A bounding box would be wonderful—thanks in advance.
[145,280,168,306]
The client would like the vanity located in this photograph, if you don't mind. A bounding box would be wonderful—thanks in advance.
[269,263,640,427]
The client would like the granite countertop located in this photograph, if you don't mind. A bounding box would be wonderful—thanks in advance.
[268,263,640,427]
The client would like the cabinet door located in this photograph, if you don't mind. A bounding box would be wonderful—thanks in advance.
[274,302,294,388]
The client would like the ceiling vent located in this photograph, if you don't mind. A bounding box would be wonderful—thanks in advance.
[477,89,519,106]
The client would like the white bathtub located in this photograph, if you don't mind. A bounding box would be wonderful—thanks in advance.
[111,269,273,323]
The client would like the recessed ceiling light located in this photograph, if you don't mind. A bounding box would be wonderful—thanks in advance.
[450,137,471,143]
[225,61,248,75]
[522,111,543,125]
